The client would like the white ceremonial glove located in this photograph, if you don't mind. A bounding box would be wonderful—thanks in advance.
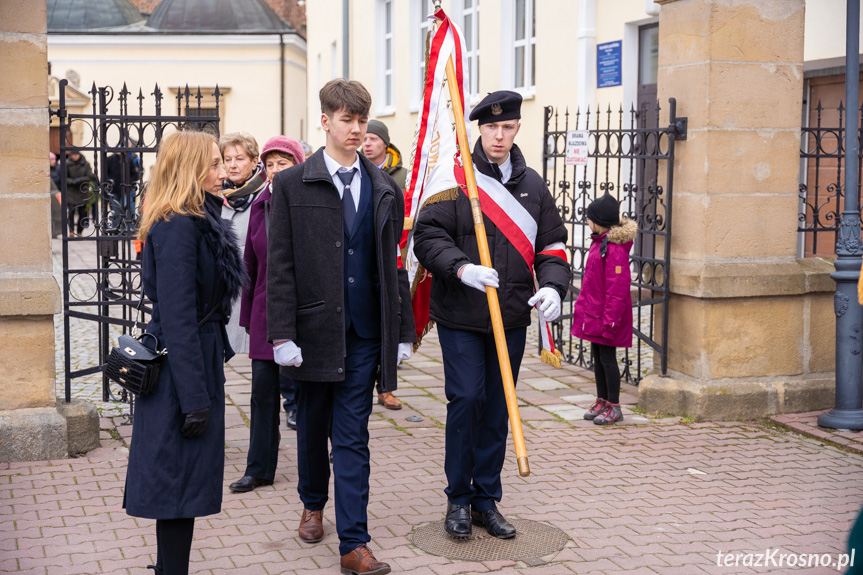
[459,264,500,293]
[528,287,562,322]
[273,339,303,367]
[397,342,413,365]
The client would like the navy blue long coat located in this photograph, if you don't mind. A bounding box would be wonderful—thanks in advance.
[124,193,244,520]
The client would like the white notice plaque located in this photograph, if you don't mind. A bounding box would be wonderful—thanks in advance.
[564,130,589,166]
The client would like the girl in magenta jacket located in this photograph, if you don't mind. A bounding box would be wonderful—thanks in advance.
[571,193,637,425]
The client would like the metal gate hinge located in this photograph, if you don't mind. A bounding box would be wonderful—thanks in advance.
[672,116,688,141]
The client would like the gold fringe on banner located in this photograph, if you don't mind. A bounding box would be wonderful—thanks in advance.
[541,348,563,368]
[413,320,435,352]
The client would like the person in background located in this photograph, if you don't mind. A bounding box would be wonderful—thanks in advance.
[49,152,61,188]
[230,136,306,494]
[362,118,408,411]
[49,153,62,238]
[362,119,408,192]
[125,130,244,575]
[298,139,313,159]
[65,150,98,236]
[572,193,636,425]
[267,79,415,575]
[220,132,267,356]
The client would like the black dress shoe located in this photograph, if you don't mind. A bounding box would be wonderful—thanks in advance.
[444,502,472,539]
[471,508,516,539]
[286,409,297,430]
[229,475,274,493]
[146,565,163,574]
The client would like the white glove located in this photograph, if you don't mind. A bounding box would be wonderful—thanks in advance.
[397,342,413,365]
[273,339,303,367]
[528,287,562,322]
[459,264,499,293]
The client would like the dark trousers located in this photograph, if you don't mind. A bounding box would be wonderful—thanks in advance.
[591,342,620,404]
[245,359,282,481]
[281,375,297,413]
[437,324,527,512]
[68,204,87,234]
[295,326,380,556]
[155,518,194,575]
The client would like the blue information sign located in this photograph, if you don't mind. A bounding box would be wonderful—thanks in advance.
[597,40,622,88]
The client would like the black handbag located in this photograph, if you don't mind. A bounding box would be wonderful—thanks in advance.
[105,332,166,396]
[105,280,222,396]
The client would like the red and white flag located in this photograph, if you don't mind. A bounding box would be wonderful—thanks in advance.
[402,8,565,367]
[402,7,469,345]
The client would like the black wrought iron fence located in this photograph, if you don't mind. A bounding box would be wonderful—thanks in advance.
[799,100,863,258]
[542,98,686,384]
[51,80,221,415]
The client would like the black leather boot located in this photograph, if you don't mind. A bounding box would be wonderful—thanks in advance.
[444,502,472,539]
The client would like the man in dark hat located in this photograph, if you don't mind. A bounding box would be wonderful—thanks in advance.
[413,90,571,539]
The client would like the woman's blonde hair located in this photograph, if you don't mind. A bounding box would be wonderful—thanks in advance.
[138,130,218,240]
[218,131,259,160]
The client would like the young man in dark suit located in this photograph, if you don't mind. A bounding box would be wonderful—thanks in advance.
[414,90,570,540]
[267,79,415,575]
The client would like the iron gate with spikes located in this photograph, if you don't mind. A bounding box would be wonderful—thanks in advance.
[51,80,221,416]
[541,98,686,384]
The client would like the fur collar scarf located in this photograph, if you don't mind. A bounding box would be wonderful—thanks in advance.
[592,217,638,257]
[197,193,246,316]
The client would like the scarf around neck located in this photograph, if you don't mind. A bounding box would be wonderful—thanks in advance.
[223,162,267,212]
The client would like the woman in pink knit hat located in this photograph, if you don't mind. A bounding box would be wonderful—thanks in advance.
[230,136,306,494]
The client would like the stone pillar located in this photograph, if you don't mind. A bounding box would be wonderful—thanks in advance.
[639,0,836,420]
[0,1,66,460]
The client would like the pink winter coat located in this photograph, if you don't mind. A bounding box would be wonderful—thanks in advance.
[570,218,637,348]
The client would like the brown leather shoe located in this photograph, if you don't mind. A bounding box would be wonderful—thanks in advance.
[377,392,402,410]
[298,508,324,543]
[340,545,390,575]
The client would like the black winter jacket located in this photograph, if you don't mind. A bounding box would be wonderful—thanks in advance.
[413,139,570,333]
[65,154,98,205]
[266,149,416,391]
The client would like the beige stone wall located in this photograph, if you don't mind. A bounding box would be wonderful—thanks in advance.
[0,0,61,411]
[640,0,835,419]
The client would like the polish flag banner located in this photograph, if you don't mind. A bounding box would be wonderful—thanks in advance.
[402,7,469,346]
[402,8,565,367]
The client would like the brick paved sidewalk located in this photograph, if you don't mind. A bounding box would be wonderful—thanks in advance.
[4,322,863,574]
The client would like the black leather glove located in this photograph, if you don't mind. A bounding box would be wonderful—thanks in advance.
[181,407,210,439]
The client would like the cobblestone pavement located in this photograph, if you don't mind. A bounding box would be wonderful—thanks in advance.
[1,239,860,574]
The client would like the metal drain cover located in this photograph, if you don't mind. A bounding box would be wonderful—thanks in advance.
[411,518,568,562]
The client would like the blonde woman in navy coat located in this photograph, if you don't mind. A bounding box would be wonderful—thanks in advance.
[124,130,245,575]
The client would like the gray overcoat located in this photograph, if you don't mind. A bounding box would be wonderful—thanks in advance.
[266,149,416,392]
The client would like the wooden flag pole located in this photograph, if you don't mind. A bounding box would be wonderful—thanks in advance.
[443,56,530,477]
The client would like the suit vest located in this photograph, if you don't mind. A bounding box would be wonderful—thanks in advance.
[343,162,381,338]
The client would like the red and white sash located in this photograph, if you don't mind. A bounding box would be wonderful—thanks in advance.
[453,166,566,367]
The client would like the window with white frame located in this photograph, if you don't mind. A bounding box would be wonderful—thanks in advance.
[513,0,535,90]
[376,0,395,113]
[330,41,337,80]
[411,0,434,110]
[460,0,480,102]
